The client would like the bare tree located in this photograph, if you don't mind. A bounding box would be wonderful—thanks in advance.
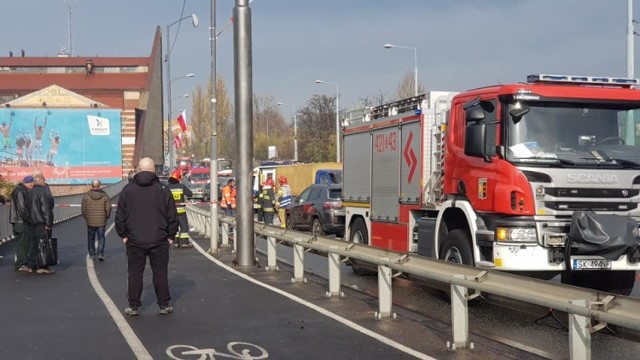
[253,95,292,161]
[297,95,337,162]
[394,70,425,100]
[184,76,233,161]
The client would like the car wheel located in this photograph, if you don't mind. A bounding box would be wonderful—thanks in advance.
[311,217,325,235]
[286,214,295,230]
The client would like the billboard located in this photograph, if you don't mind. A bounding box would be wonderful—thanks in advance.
[0,108,122,184]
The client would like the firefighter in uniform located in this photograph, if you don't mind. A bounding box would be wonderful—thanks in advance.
[167,169,193,248]
[257,179,276,225]
[276,176,292,229]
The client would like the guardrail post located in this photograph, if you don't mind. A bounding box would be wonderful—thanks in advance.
[448,274,471,350]
[266,236,278,271]
[376,260,394,319]
[222,222,230,247]
[569,299,591,360]
[326,247,343,297]
[291,244,306,283]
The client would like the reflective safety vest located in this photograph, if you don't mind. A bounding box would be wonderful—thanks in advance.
[257,186,276,213]
[221,185,236,209]
[168,183,187,214]
[276,184,292,209]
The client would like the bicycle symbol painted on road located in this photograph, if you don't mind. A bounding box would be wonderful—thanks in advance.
[166,342,268,359]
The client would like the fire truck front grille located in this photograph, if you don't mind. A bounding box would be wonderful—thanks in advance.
[544,201,638,212]
[545,188,639,198]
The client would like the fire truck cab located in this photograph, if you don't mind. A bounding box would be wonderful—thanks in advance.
[343,74,640,295]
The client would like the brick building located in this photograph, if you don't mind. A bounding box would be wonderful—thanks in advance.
[0,27,164,180]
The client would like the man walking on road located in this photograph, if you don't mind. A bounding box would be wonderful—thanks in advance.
[116,157,178,316]
[28,174,55,274]
[81,179,111,260]
[10,176,33,271]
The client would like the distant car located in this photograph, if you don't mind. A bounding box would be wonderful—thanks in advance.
[189,183,208,202]
[285,184,345,237]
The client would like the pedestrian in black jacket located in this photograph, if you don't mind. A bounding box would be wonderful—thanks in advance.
[10,176,34,271]
[116,157,178,316]
[28,174,55,274]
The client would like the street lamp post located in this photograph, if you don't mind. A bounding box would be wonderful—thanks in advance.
[314,80,340,163]
[383,43,418,97]
[277,102,298,161]
[171,93,190,103]
[166,13,199,168]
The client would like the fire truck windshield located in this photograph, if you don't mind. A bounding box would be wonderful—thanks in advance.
[505,101,640,167]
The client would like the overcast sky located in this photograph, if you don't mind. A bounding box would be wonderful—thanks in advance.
[2,0,638,121]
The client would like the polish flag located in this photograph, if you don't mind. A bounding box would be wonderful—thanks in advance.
[173,134,183,149]
[176,110,187,132]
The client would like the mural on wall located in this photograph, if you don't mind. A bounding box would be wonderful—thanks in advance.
[0,108,122,184]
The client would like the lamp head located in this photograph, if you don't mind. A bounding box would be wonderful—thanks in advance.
[185,73,195,78]
[314,80,323,84]
[383,43,394,49]
[191,14,199,28]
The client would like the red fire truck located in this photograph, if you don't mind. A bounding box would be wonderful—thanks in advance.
[343,74,640,295]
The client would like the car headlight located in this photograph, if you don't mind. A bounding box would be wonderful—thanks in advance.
[496,227,537,243]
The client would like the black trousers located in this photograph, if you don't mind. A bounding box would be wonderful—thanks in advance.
[126,242,170,308]
[28,224,48,269]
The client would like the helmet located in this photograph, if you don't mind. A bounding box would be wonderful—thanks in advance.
[278,176,288,185]
[170,169,182,181]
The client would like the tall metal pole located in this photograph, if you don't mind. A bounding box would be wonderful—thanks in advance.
[293,109,298,161]
[65,0,73,55]
[413,48,418,97]
[234,0,255,267]
[627,0,635,145]
[210,0,219,253]
[335,83,340,163]
[166,24,174,168]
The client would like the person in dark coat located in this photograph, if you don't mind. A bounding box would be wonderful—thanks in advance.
[81,179,112,261]
[115,157,178,316]
[166,169,192,248]
[27,174,55,274]
[10,176,34,271]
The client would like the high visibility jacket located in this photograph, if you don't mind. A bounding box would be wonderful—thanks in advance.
[276,184,292,209]
[221,185,236,209]
[167,182,191,214]
[257,186,276,213]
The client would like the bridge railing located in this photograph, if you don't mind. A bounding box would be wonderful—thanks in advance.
[186,203,640,360]
[0,180,128,244]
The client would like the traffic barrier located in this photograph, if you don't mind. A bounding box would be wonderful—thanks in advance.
[186,203,640,359]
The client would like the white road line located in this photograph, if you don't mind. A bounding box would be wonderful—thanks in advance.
[189,237,436,360]
[86,223,152,360]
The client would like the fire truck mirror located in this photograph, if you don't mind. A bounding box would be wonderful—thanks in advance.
[465,121,486,158]
[508,103,530,123]
[465,107,486,123]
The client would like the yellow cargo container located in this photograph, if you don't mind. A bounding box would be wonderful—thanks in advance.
[274,162,342,196]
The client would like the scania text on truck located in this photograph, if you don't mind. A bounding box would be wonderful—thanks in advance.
[342,74,640,295]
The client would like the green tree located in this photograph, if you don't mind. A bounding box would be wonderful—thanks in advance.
[297,95,337,162]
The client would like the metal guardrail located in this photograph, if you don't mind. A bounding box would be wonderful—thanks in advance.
[0,180,128,244]
[186,203,640,360]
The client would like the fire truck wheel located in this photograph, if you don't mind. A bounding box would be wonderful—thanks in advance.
[311,218,325,236]
[349,218,375,275]
[439,230,475,266]
[561,270,635,296]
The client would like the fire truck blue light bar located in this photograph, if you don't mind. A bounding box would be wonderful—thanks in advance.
[527,74,639,86]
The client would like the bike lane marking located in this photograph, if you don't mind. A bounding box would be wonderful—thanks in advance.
[188,237,435,360]
[86,223,153,360]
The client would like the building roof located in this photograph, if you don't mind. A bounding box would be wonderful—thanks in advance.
[0,56,150,67]
[0,73,148,91]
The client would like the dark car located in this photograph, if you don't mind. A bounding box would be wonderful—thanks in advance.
[285,184,345,237]
[201,176,234,203]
